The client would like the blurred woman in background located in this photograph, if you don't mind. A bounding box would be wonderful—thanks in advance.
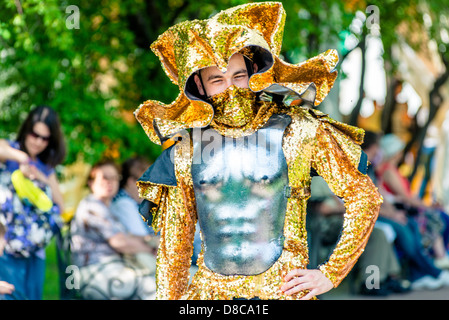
[0,105,66,299]
[70,160,157,300]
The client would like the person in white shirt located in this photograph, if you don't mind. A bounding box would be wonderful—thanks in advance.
[110,157,155,238]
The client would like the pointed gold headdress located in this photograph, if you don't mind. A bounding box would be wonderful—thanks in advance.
[135,2,339,145]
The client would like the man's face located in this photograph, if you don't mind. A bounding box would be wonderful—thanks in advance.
[194,53,255,97]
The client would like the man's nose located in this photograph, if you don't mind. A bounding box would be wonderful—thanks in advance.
[225,77,234,87]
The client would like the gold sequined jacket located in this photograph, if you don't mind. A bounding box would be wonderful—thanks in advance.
[137,105,382,300]
[134,2,382,300]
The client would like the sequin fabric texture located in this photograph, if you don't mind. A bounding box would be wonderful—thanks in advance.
[135,2,382,300]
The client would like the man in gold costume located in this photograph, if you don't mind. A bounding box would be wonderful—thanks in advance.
[135,2,382,300]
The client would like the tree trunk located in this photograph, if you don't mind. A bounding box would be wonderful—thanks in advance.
[381,77,401,134]
[348,32,366,126]
[409,53,449,181]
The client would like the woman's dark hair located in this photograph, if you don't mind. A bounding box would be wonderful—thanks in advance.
[16,105,66,167]
[0,220,6,237]
[119,156,150,189]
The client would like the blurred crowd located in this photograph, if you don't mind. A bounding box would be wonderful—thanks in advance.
[0,106,161,300]
[1,105,449,300]
[308,130,449,297]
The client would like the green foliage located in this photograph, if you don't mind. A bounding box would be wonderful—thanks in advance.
[0,0,161,164]
[1,0,449,166]
[281,1,355,62]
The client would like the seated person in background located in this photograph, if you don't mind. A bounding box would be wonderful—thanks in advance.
[70,160,157,300]
[364,131,449,290]
[377,134,449,269]
[111,157,155,238]
[110,156,159,271]
[309,175,407,296]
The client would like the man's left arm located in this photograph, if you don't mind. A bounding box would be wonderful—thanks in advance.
[282,121,382,299]
[313,122,382,284]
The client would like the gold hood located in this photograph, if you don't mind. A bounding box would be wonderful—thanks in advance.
[135,1,339,145]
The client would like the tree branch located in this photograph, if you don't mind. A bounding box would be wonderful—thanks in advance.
[348,31,367,126]
[409,52,449,181]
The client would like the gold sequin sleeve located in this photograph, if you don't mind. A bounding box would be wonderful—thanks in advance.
[137,138,197,300]
[311,120,382,287]
[154,184,197,299]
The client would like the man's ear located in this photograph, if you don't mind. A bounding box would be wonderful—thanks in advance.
[194,74,205,96]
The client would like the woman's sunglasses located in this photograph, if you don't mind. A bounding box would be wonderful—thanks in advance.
[29,131,51,142]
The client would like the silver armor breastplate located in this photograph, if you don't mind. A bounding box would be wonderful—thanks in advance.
[191,113,291,276]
